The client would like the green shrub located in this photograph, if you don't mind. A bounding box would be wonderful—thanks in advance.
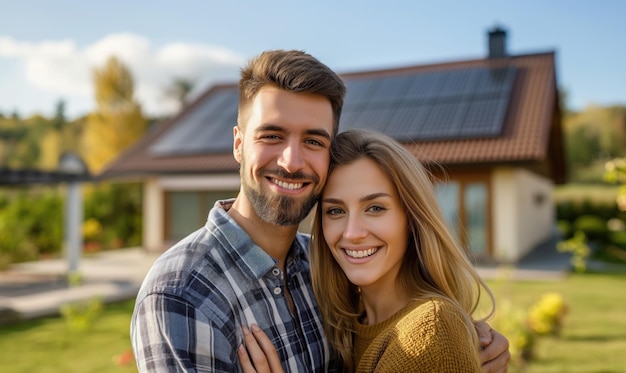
[556,200,578,222]
[492,300,536,367]
[0,192,41,264]
[610,230,626,249]
[0,181,143,267]
[573,214,608,241]
[84,182,142,250]
[59,297,103,332]
[556,220,572,238]
[26,191,63,255]
[557,231,592,272]
[0,188,67,263]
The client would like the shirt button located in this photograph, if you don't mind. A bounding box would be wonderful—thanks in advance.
[273,287,282,295]
[272,268,281,276]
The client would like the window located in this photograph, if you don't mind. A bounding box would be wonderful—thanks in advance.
[435,182,460,242]
[165,190,236,241]
[435,178,491,259]
[465,183,488,257]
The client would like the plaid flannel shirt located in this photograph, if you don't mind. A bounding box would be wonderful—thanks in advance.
[131,199,333,372]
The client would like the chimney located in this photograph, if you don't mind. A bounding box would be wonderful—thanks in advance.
[488,26,507,58]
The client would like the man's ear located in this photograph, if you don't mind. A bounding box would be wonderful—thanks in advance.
[233,126,242,163]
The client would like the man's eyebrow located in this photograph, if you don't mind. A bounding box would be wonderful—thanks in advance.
[305,128,331,141]
[255,125,331,141]
[255,124,284,132]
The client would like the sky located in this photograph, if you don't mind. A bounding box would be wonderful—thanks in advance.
[1,0,624,119]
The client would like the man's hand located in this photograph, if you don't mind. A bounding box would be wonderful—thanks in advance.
[476,321,510,373]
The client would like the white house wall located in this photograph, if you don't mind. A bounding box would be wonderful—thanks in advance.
[142,174,241,252]
[143,177,164,252]
[515,169,555,258]
[492,167,554,262]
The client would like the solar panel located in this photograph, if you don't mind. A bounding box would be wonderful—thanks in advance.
[343,78,380,107]
[353,107,393,133]
[402,71,444,100]
[384,104,430,140]
[460,96,510,137]
[150,88,238,156]
[367,75,412,104]
[151,64,517,157]
[340,65,517,141]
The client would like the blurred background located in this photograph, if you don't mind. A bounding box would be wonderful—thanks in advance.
[1,1,625,372]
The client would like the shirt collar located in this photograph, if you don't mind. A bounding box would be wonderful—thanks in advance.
[206,199,308,280]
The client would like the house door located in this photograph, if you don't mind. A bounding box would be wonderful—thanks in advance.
[435,179,491,260]
[164,190,236,242]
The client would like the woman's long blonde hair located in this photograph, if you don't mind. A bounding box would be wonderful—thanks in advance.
[310,129,495,371]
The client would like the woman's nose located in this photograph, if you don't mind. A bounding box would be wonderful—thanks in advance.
[342,214,368,240]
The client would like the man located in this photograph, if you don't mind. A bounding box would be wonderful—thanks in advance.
[131,49,510,372]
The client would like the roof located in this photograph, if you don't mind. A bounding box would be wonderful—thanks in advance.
[0,168,92,185]
[102,51,565,183]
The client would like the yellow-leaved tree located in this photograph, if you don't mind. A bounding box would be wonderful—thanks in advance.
[83,56,147,174]
[605,158,626,211]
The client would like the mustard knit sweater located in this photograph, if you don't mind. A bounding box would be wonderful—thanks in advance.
[352,298,482,372]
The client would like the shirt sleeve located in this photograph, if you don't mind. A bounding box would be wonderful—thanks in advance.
[131,292,238,373]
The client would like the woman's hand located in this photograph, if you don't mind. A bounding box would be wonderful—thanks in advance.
[476,321,511,373]
[238,324,285,373]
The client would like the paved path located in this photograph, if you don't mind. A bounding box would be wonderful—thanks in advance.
[0,248,159,323]
[0,240,576,324]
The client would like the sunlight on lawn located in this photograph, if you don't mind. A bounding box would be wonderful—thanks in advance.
[1,271,626,372]
[486,271,626,372]
[0,300,137,373]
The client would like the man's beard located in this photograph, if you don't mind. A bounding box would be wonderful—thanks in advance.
[242,168,320,227]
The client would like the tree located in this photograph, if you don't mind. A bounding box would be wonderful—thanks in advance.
[53,100,66,130]
[165,77,195,112]
[39,130,61,170]
[564,105,626,162]
[605,158,626,211]
[82,56,147,174]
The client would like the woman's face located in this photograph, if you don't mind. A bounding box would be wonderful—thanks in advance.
[321,157,409,291]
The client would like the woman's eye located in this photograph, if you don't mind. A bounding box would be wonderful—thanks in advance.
[325,207,344,216]
[367,205,386,213]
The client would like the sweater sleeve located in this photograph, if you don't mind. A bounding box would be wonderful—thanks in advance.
[363,299,482,373]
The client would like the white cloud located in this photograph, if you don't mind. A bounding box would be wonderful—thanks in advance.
[0,33,245,117]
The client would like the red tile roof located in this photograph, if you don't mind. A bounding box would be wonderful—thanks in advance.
[102,52,565,183]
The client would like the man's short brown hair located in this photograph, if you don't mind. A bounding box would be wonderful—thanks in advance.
[238,50,346,136]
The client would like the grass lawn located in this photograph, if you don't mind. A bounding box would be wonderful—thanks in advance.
[0,300,137,373]
[486,270,626,373]
[1,271,626,372]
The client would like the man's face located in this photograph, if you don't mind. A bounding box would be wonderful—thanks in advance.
[233,86,334,226]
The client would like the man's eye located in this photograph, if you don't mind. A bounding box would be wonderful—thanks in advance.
[305,138,325,147]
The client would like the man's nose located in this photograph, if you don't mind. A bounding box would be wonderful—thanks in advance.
[277,141,305,173]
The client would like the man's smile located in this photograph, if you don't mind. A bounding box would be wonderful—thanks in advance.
[270,178,305,190]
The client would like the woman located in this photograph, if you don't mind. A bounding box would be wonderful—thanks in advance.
[240,129,496,372]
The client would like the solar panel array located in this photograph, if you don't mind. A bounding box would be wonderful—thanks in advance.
[150,88,239,156]
[340,66,517,141]
[150,65,517,157]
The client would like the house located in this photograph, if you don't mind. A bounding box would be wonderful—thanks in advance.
[102,27,566,264]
